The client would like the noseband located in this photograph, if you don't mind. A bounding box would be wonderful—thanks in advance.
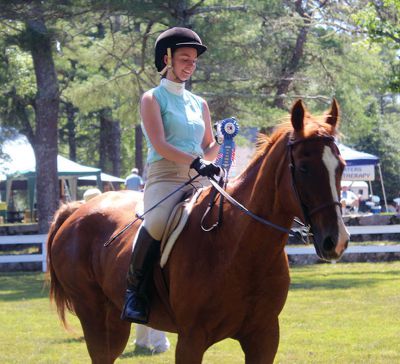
[287,135,342,227]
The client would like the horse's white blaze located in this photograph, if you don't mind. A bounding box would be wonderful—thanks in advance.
[322,146,350,255]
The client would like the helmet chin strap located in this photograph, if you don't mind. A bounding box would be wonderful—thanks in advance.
[159,47,185,83]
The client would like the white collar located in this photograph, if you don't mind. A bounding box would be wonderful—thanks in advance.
[160,78,185,96]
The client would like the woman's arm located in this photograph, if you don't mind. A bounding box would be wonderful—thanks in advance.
[201,100,220,161]
[140,91,197,165]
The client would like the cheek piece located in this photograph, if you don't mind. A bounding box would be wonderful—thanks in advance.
[159,47,187,83]
[159,47,172,76]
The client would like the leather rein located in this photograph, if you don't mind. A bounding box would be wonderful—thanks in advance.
[202,134,342,241]
[104,134,341,247]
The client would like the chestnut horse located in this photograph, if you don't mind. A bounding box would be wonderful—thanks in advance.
[47,100,349,363]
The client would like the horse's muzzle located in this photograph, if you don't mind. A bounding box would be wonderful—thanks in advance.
[312,231,349,261]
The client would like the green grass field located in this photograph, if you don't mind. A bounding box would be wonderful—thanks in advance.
[0,262,399,363]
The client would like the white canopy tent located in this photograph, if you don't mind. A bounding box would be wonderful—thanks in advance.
[0,136,103,217]
[79,172,125,183]
[337,143,387,211]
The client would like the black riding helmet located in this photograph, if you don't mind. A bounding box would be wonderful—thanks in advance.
[154,27,207,73]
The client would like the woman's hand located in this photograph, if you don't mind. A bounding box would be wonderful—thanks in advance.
[190,157,221,177]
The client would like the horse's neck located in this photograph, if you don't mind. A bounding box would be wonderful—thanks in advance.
[213,139,293,268]
[232,139,290,221]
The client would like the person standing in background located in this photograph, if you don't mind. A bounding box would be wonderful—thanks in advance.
[125,168,144,191]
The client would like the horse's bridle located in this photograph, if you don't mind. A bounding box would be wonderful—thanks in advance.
[207,133,342,241]
[287,134,342,228]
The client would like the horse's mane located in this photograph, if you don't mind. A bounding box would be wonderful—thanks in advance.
[243,112,338,174]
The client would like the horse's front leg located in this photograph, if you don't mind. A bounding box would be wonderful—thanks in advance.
[175,333,207,364]
[238,317,280,364]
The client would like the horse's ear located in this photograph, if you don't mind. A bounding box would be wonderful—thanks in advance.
[325,99,340,128]
[291,99,305,132]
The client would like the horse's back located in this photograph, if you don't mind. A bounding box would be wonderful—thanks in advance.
[50,190,142,308]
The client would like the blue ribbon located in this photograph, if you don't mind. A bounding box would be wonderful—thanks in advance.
[215,117,239,175]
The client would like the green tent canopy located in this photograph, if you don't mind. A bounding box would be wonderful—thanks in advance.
[1,136,102,219]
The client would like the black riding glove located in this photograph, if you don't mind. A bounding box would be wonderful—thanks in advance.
[190,157,221,178]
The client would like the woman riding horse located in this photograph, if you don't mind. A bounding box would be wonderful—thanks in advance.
[121,27,221,324]
[47,99,349,363]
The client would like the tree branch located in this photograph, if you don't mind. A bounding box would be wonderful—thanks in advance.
[190,5,247,15]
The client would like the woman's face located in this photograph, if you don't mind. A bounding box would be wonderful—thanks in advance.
[166,47,198,82]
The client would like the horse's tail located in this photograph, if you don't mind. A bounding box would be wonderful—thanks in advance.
[46,201,83,328]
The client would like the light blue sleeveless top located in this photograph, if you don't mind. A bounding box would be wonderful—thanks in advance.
[142,79,205,164]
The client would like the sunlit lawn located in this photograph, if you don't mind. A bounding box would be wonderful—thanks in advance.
[0,262,399,363]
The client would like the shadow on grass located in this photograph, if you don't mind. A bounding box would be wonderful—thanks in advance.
[0,272,48,301]
[50,337,168,359]
[120,345,157,358]
[2,267,400,300]
[290,269,400,290]
[52,336,86,344]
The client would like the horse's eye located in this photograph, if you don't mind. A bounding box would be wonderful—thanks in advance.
[299,165,308,174]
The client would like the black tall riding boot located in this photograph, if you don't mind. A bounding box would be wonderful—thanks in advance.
[120,226,160,324]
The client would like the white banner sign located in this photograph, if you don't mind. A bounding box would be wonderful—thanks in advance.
[342,165,375,181]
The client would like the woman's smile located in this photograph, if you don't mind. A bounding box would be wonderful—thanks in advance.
[169,47,198,82]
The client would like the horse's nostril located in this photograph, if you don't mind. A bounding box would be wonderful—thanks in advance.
[323,236,335,251]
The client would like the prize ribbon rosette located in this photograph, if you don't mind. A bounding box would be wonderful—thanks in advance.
[214,117,239,175]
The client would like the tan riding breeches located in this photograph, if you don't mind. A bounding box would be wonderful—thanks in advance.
[143,159,207,241]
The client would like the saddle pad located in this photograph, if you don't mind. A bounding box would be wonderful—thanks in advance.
[160,189,203,267]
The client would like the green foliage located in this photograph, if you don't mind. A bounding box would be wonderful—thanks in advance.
[355,111,400,200]
[4,46,36,98]
[54,14,163,173]
[353,1,400,93]
[0,23,36,135]
[354,0,400,45]
[0,0,400,195]
[192,0,296,126]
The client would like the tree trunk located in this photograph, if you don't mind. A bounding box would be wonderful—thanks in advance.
[99,109,109,172]
[27,17,60,233]
[108,120,121,177]
[273,1,311,109]
[65,102,77,161]
[99,108,121,176]
[135,124,143,175]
